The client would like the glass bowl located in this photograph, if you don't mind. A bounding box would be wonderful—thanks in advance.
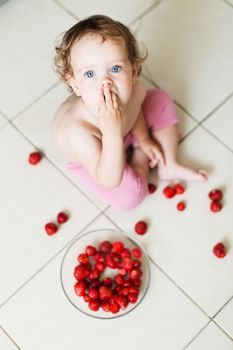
[60,229,150,319]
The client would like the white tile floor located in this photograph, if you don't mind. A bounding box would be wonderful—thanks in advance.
[0,0,232,349]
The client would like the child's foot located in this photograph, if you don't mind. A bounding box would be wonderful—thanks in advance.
[130,147,150,180]
[158,162,208,181]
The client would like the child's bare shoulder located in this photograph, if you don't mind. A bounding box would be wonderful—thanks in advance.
[52,94,101,162]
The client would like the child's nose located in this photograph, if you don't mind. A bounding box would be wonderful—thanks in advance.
[101,77,113,87]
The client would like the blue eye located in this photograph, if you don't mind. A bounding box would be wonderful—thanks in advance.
[110,65,122,73]
[84,70,95,78]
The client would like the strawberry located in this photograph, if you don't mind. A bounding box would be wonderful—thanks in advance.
[28,151,42,165]
[85,245,96,256]
[132,247,142,258]
[112,241,124,253]
[213,242,226,258]
[134,221,148,235]
[148,183,157,194]
[99,240,112,253]
[210,201,223,212]
[74,281,87,297]
[44,222,58,236]
[208,189,223,201]
[78,253,89,265]
[88,299,101,311]
[128,293,138,304]
[163,186,176,198]
[174,183,185,194]
[74,265,87,281]
[177,201,186,211]
[110,303,120,314]
[57,211,69,224]
[88,288,99,299]
[99,286,113,301]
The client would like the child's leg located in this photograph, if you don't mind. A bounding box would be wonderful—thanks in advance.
[66,161,148,211]
[142,89,208,181]
[152,124,208,181]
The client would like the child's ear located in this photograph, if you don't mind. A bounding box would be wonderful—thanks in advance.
[132,63,139,84]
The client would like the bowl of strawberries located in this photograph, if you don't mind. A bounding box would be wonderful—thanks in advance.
[60,229,150,319]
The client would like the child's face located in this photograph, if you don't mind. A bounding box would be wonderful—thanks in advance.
[69,34,137,115]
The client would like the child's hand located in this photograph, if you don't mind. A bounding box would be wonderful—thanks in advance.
[140,137,165,168]
[97,85,123,137]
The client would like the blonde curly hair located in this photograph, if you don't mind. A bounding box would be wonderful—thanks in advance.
[54,14,147,92]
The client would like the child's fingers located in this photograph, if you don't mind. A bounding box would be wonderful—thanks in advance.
[103,85,112,107]
[112,92,120,109]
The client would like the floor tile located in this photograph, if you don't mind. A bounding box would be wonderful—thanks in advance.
[0,215,208,350]
[0,113,7,130]
[136,0,233,120]
[106,126,233,316]
[56,0,157,25]
[0,124,100,305]
[185,321,233,350]
[203,95,233,152]
[215,297,233,339]
[0,327,19,350]
[13,83,108,210]
[0,0,76,118]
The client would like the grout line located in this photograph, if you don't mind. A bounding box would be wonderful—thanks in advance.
[0,211,105,309]
[182,320,212,350]
[222,0,233,9]
[52,0,80,21]
[0,324,21,350]
[199,91,233,126]
[7,121,106,212]
[200,124,233,154]
[11,81,60,122]
[212,295,233,319]
[212,318,233,341]
[129,0,164,26]
[147,256,211,318]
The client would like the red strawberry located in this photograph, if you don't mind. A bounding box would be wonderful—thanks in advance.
[210,201,223,212]
[88,288,99,299]
[44,222,58,235]
[163,186,176,198]
[174,183,185,194]
[57,211,69,224]
[110,303,120,314]
[116,296,129,310]
[101,301,111,312]
[74,281,87,297]
[177,201,186,211]
[112,241,124,253]
[99,240,112,253]
[132,247,142,258]
[78,253,89,265]
[122,258,134,271]
[213,242,226,258]
[95,261,105,272]
[128,293,138,304]
[74,265,87,281]
[99,286,113,301]
[88,299,101,311]
[134,221,148,235]
[28,151,42,165]
[85,245,96,256]
[103,277,112,287]
[148,183,157,194]
[208,189,223,201]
